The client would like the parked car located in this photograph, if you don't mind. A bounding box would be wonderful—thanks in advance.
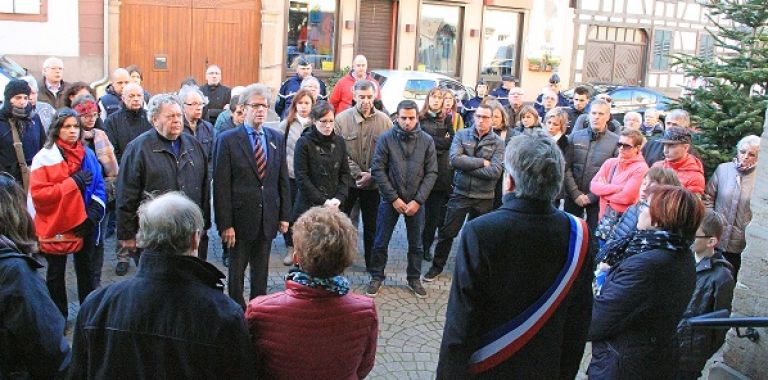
[0,55,31,106]
[563,84,672,120]
[371,70,476,116]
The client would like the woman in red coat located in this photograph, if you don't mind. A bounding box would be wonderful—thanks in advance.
[246,206,378,380]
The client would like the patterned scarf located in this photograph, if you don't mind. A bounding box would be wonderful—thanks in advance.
[286,269,350,296]
[600,229,691,267]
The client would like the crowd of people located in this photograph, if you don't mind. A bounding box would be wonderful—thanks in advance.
[0,53,760,378]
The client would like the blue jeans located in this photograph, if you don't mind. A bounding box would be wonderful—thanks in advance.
[369,201,425,281]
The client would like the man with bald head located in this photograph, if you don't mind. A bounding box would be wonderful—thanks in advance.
[329,54,380,113]
[37,57,66,106]
[200,64,231,125]
[99,68,133,120]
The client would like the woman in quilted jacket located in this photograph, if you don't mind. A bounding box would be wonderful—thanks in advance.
[29,108,106,319]
[246,206,378,379]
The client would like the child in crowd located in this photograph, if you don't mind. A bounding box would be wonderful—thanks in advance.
[675,210,735,380]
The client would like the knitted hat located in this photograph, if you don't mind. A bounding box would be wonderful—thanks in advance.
[4,79,31,104]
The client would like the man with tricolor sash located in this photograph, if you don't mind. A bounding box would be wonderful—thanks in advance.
[437,131,593,379]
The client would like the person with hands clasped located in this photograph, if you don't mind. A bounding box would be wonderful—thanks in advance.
[365,100,437,298]
[29,108,106,319]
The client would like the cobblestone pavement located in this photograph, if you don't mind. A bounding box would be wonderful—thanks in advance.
[62,219,596,379]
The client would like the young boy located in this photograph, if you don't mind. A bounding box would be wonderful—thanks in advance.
[676,210,736,380]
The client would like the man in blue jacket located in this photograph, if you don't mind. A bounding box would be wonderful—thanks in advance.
[275,58,327,119]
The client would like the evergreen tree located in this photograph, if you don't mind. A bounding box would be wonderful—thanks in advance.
[671,0,768,174]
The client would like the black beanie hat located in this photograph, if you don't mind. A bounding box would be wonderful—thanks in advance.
[4,79,32,104]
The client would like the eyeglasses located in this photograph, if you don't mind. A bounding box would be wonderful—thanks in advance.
[616,142,637,150]
[184,102,206,107]
[245,103,269,110]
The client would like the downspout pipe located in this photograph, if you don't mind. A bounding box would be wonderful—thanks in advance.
[90,0,109,90]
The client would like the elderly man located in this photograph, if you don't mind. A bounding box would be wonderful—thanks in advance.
[37,57,66,106]
[504,86,525,127]
[69,192,255,378]
[423,103,505,281]
[489,75,517,107]
[116,93,209,275]
[200,65,231,125]
[366,100,438,298]
[563,99,619,247]
[276,58,327,119]
[437,131,592,379]
[536,88,559,120]
[640,108,664,138]
[651,126,705,195]
[329,55,380,113]
[335,80,393,269]
[104,83,153,164]
[0,79,46,191]
[567,86,591,133]
[213,84,291,308]
[623,112,642,131]
[642,109,699,166]
[99,68,132,120]
[535,73,570,113]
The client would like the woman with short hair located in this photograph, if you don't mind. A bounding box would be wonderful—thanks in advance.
[0,173,71,378]
[704,134,760,280]
[29,108,106,319]
[246,207,378,380]
[510,104,542,136]
[589,185,704,379]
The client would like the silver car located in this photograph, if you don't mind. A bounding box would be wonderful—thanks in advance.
[371,70,475,116]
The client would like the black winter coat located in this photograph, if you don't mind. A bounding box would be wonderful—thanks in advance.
[676,253,735,373]
[564,128,619,203]
[437,194,593,379]
[589,244,696,379]
[0,106,45,185]
[103,107,153,163]
[201,84,232,125]
[292,126,351,219]
[116,130,210,240]
[68,252,255,379]
[419,113,454,192]
[372,122,438,205]
[0,241,70,379]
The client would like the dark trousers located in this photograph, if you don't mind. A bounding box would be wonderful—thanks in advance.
[92,211,109,288]
[228,237,271,309]
[343,188,381,268]
[198,231,209,261]
[283,178,298,247]
[45,234,95,319]
[422,190,450,254]
[431,195,494,272]
[369,201,425,281]
[564,197,600,256]
[722,251,741,281]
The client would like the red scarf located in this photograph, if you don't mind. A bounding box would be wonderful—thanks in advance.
[55,139,85,175]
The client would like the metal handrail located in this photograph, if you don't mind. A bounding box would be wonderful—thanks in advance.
[681,309,768,342]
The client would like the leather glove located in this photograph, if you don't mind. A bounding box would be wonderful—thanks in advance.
[71,170,93,194]
[72,218,94,238]
[85,201,104,225]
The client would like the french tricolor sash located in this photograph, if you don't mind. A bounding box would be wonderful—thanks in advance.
[468,213,589,374]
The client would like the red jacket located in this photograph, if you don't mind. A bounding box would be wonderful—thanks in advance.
[245,281,378,380]
[590,155,649,218]
[652,153,705,195]
[329,72,380,114]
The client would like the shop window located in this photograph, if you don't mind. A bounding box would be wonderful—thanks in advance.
[286,0,336,71]
[417,3,462,77]
[479,8,523,81]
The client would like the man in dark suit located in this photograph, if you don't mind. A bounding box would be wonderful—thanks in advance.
[437,131,593,379]
[213,83,291,309]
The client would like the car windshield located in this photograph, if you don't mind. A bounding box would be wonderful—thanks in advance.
[403,79,435,100]
[0,56,28,79]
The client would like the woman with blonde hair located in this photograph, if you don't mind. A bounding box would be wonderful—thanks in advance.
[246,207,378,379]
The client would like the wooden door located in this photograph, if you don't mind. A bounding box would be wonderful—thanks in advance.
[613,44,643,86]
[583,42,614,84]
[356,0,395,70]
[120,0,260,94]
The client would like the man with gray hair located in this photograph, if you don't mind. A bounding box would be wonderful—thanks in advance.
[642,109,699,166]
[37,57,66,106]
[438,131,592,379]
[116,93,210,273]
[214,83,291,308]
[69,192,255,378]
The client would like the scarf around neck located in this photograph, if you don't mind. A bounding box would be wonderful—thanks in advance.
[55,139,85,175]
[600,229,691,267]
[286,269,350,296]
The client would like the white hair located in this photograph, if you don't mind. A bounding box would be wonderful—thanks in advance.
[147,93,182,122]
[42,57,63,70]
[136,192,203,255]
[504,130,565,201]
[737,135,761,152]
[239,83,273,106]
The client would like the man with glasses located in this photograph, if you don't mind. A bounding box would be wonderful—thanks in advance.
[200,65,231,125]
[213,83,291,309]
[99,68,133,121]
[335,80,392,271]
[505,86,525,127]
[37,57,66,106]
[563,99,619,253]
[423,104,505,281]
